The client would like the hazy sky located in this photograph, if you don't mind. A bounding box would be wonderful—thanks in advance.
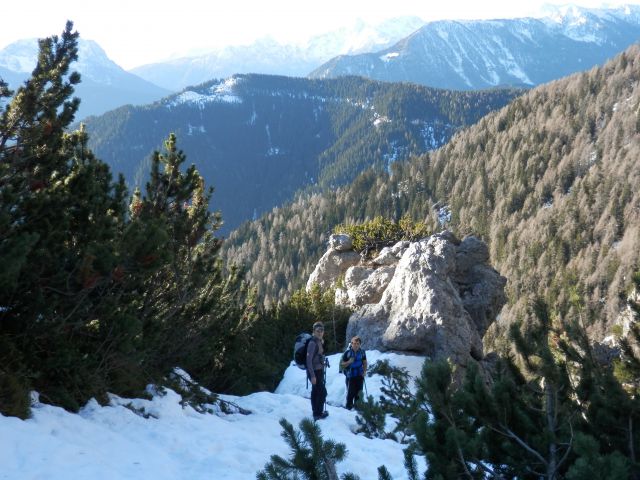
[3,0,639,69]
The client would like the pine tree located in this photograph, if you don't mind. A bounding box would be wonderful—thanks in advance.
[0,24,257,414]
[0,22,133,412]
[354,394,388,440]
[257,418,356,480]
[370,360,418,443]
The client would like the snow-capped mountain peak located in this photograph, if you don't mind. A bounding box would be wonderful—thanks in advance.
[0,38,170,119]
[0,38,39,73]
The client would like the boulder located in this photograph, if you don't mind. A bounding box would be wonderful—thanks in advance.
[457,264,507,336]
[306,249,360,291]
[329,234,353,252]
[345,231,505,366]
[390,240,410,257]
[455,236,489,274]
[345,265,396,307]
[371,247,398,266]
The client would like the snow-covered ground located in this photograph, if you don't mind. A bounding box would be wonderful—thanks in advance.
[1,350,427,479]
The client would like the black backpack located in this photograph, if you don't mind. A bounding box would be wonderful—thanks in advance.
[293,333,313,369]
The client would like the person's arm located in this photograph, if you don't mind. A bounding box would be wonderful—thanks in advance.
[306,339,318,384]
[362,352,367,376]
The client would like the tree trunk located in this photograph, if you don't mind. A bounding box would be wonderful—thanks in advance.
[545,380,558,479]
[324,457,339,480]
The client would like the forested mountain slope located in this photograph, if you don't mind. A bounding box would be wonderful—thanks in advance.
[83,74,519,234]
[225,46,640,342]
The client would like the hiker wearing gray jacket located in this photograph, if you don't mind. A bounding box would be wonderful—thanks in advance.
[306,321,328,420]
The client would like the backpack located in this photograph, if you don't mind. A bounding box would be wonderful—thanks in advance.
[293,333,313,369]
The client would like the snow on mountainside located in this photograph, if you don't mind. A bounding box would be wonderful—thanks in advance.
[167,77,244,107]
[130,16,425,91]
[310,4,640,90]
[0,38,171,119]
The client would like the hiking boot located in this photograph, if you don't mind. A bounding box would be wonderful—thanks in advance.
[313,411,329,421]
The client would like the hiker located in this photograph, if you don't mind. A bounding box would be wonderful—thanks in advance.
[340,336,367,410]
[306,321,328,420]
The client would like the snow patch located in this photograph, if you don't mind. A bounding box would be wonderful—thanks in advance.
[186,123,206,135]
[166,77,243,108]
[380,52,400,62]
[373,114,391,127]
[435,204,451,225]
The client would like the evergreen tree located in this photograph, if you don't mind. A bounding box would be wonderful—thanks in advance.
[0,24,257,415]
[257,418,356,480]
[369,360,419,443]
[354,394,388,440]
[0,22,131,412]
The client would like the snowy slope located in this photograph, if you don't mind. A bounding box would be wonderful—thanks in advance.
[310,5,640,90]
[0,351,427,480]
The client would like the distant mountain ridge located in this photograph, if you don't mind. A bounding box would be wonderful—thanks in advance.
[82,74,520,235]
[130,16,426,91]
[0,38,171,119]
[310,5,640,90]
[224,44,640,339]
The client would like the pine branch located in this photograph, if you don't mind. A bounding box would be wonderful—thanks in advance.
[497,424,548,467]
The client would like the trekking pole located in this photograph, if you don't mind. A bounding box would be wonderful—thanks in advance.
[331,303,337,352]
[323,357,329,413]
[364,376,368,397]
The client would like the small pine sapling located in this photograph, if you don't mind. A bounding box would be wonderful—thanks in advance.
[257,418,357,480]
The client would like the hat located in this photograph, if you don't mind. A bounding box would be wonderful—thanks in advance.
[313,322,324,331]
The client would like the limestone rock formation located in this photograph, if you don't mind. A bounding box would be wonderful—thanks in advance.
[306,234,361,291]
[308,231,507,367]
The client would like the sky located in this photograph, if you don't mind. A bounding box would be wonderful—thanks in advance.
[2,1,640,69]
[0,350,427,480]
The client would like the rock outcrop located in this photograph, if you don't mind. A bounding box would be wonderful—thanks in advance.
[306,248,360,291]
[307,231,507,367]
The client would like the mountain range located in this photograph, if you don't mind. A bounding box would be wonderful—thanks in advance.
[0,38,171,119]
[310,5,640,90]
[129,16,426,91]
[4,5,640,120]
[82,74,520,235]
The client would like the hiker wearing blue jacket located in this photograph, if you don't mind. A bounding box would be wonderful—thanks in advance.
[306,321,328,420]
[340,336,367,410]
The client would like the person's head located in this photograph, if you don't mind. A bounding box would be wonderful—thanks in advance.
[350,336,362,351]
[313,322,325,338]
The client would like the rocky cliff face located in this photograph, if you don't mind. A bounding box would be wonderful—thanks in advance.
[307,231,506,367]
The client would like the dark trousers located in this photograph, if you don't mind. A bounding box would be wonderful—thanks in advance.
[346,375,364,410]
[311,369,327,416]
